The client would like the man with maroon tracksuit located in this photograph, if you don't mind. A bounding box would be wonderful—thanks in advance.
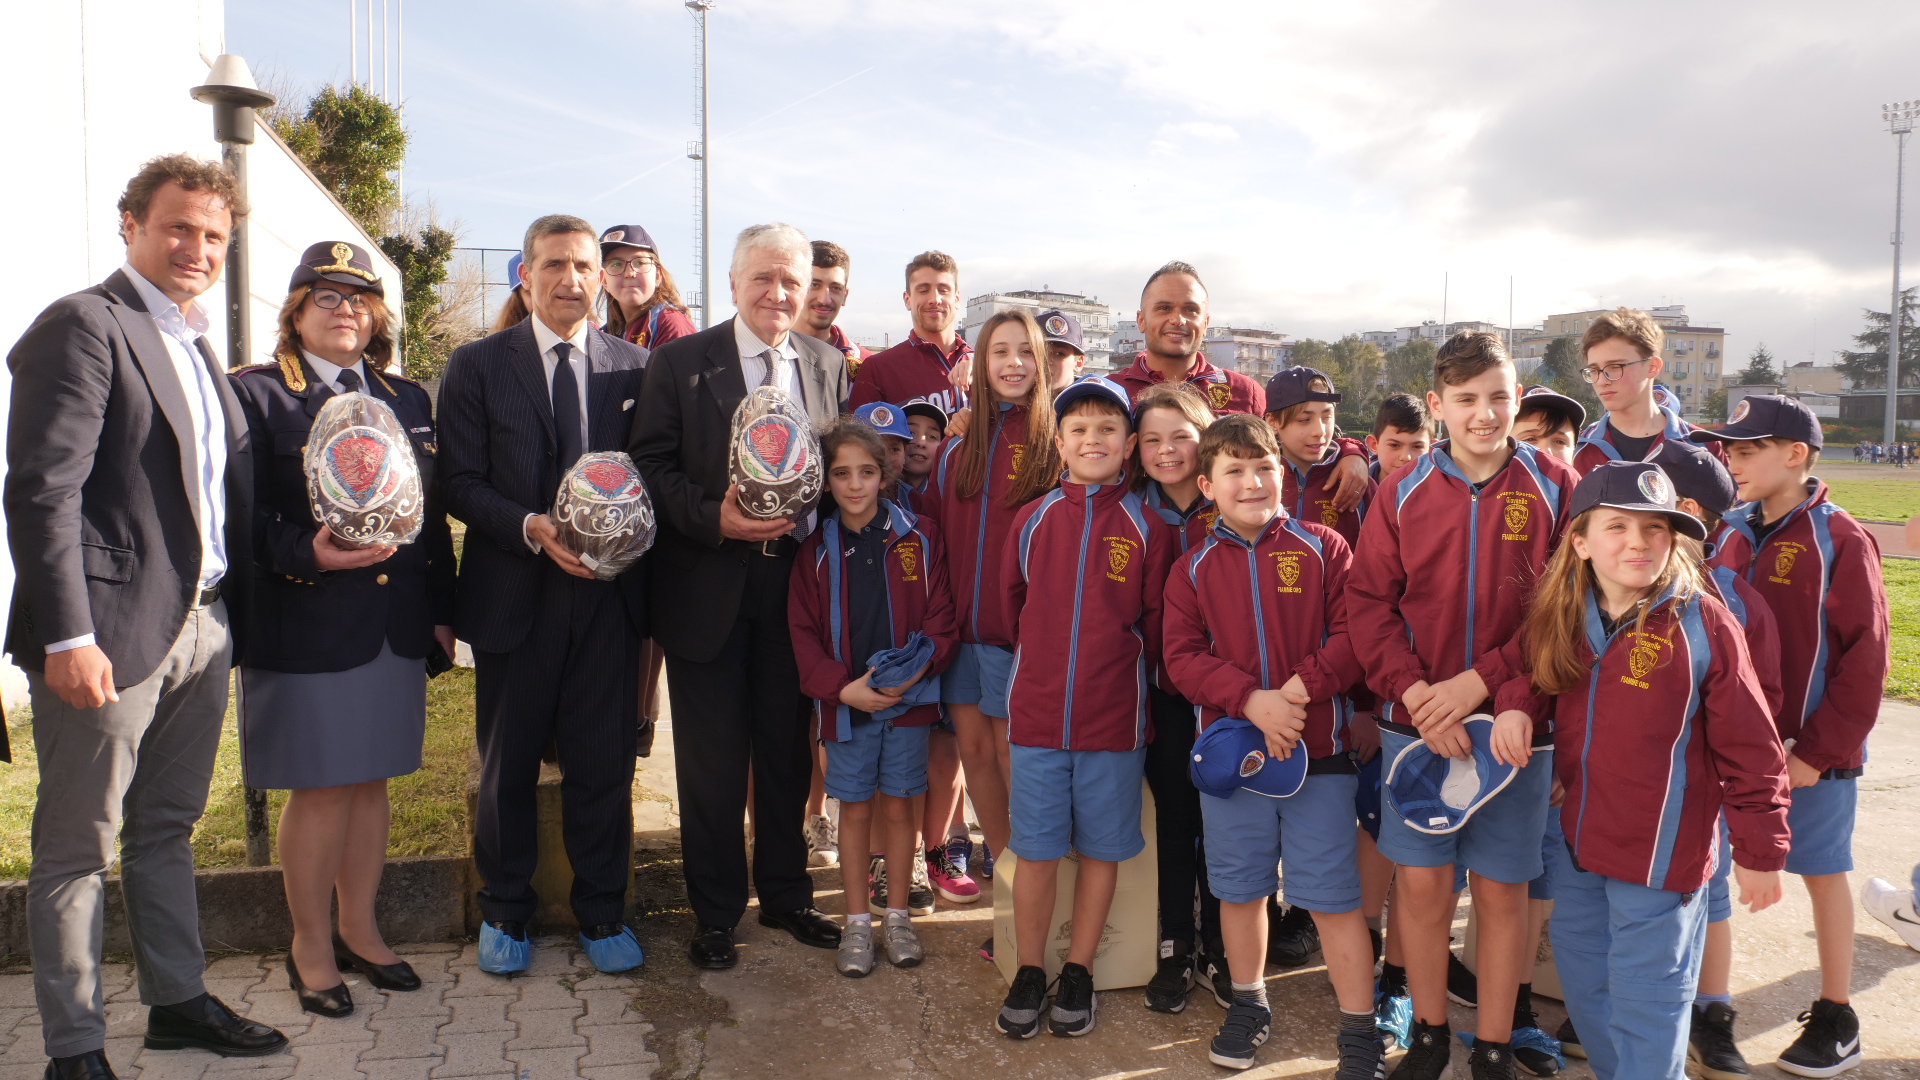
[849,250,970,418]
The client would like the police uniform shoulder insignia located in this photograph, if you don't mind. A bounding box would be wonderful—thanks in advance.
[275,349,308,392]
[371,369,399,397]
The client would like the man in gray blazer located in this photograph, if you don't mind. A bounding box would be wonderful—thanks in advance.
[630,223,849,969]
[5,155,285,1080]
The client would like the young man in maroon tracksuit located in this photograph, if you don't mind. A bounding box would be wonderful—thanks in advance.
[1572,308,1723,474]
[849,250,971,417]
[1346,331,1579,1079]
[993,377,1176,1040]
[1692,395,1890,1077]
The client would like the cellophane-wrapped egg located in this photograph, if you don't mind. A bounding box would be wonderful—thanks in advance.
[305,391,424,548]
[553,452,656,580]
[728,385,822,521]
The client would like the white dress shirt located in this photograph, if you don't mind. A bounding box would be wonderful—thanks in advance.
[51,266,231,654]
[733,317,803,404]
[302,350,370,394]
[523,316,593,552]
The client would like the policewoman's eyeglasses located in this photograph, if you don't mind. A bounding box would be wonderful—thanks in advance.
[311,289,372,313]
[1580,357,1651,383]
[606,257,658,277]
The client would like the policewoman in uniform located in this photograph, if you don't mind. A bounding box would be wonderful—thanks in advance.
[230,242,456,1017]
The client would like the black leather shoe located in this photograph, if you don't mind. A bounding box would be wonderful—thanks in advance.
[637,715,656,758]
[334,937,422,992]
[44,1051,117,1080]
[689,924,737,969]
[145,992,289,1055]
[758,906,842,949]
[284,955,354,1019]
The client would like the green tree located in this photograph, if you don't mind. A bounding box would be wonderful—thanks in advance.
[1319,336,1383,432]
[1734,342,1779,386]
[1533,336,1601,420]
[1702,387,1729,422]
[1835,287,1920,390]
[380,212,464,383]
[1289,339,1332,373]
[1382,338,1435,397]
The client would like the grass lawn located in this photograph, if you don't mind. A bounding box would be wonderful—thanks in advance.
[0,668,476,880]
[1885,557,1920,704]
[1821,478,1920,523]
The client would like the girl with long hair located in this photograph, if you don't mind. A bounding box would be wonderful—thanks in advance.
[1490,461,1789,1080]
[599,224,696,350]
[927,309,1059,959]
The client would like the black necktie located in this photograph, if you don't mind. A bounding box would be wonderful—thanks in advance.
[551,342,583,470]
[337,368,362,394]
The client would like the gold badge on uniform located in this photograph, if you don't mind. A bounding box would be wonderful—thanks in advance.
[1770,542,1804,585]
[1269,551,1303,593]
[897,542,920,581]
[1619,629,1671,689]
[1317,500,1341,527]
[1501,492,1536,541]
[1208,383,1232,409]
[1104,536,1139,582]
[1007,443,1026,480]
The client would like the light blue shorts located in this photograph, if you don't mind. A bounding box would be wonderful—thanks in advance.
[1707,818,1734,923]
[1377,726,1552,885]
[1785,775,1857,877]
[940,642,1013,719]
[1530,805,1566,901]
[1201,772,1363,910]
[1008,743,1147,862]
[822,720,931,804]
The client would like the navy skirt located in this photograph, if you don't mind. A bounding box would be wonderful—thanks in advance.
[239,641,427,790]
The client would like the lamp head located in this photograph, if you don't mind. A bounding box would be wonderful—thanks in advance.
[191,54,277,145]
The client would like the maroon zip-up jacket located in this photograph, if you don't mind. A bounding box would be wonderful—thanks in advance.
[1348,441,1579,737]
[1498,591,1790,892]
[789,500,958,741]
[1282,445,1376,548]
[849,329,970,417]
[1001,476,1176,752]
[1113,353,1265,416]
[1164,513,1364,758]
[927,402,1045,647]
[1705,480,1889,773]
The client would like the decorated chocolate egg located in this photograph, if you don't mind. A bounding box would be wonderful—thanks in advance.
[728,386,822,521]
[304,392,424,548]
[552,452,656,580]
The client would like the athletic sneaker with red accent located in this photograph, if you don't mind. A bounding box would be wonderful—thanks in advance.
[926,846,980,903]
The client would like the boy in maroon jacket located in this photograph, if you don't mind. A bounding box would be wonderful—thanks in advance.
[1347,331,1579,1080]
[1691,395,1890,1078]
[992,377,1175,1041]
[1163,414,1384,1074]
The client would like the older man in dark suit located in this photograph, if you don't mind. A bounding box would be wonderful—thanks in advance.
[630,223,849,969]
[6,155,285,1080]
[437,214,650,975]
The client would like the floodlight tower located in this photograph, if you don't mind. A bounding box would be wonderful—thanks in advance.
[1885,100,1918,443]
[688,0,715,329]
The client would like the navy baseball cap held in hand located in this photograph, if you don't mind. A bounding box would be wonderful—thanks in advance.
[1568,460,1708,540]
[854,402,912,440]
[867,631,941,723]
[1651,440,1738,515]
[1265,366,1342,413]
[1038,309,1085,355]
[1054,375,1134,429]
[599,224,658,254]
[1689,394,1823,451]
[1190,718,1310,800]
[1383,715,1516,834]
[1518,384,1587,431]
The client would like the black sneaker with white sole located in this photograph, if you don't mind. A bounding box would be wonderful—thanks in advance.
[1048,962,1097,1037]
[995,965,1048,1039]
[1199,937,1235,1009]
[1389,1021,1451,1080]
[1468,1039,1517,1080]
[1776,998,1862,1078]
[1555,1017,1584,1059]
[1208,1000,1272,1070]
[1447,953,1479,1007]
[1144,939,1194,1014]
[1688,1001,1752,1079]
[1267,901,1321,968]
[1333,1026,1388,1079]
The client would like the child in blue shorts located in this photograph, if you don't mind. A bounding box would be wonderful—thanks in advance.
[789,420,957,977]
[1163,414,1384,1074]
[993,377,1175,1039]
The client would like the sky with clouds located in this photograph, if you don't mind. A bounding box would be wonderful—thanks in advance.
[230,0,1920,365]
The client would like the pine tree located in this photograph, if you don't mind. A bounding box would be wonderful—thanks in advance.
[1835,288,1920,390]
[1734,343,1778,386]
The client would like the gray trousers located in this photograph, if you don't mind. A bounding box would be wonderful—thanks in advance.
[27,601,231,1057]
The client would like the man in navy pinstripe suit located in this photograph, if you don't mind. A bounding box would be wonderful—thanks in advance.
[437,215,651,974]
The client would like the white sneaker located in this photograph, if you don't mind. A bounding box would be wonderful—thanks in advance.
[806,813,839,868]
[1862,877,1920,951]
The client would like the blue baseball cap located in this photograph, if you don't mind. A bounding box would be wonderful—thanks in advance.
[1569,460,1708,540]
[1517,384,1586,431]
[1651,440,1737,516]
[1689,393,1823,451]
[1383,714,1517,834]
[1038,310,1085,355]
[1189,718,1310,800]
[1053,375,1134,429]
[854,402,912,440]
[867,631,941,723]
[599,224,658,255]
[1265,366,1342,413]
[506,252,523,289]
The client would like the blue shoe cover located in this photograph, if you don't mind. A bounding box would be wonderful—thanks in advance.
[1458,1028,1567,1069]
[1374,989,1414,1050]
[478,922,531,974]
[581,925,644,973]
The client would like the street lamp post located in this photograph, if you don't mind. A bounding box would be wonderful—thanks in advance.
[192,55,276,866]
[687,0,714,329]
[1885,100,1917,444]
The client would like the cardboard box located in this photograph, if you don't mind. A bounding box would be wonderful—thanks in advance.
[992,781,1160,992]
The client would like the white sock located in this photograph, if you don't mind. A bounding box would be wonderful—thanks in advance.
[847,913,872,926]
[887,907,911,920]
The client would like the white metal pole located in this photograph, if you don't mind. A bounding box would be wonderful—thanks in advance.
[365,0,373,92]
[380,0,388,100]
[349,0,356,84]
[1889,123,1910,444]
